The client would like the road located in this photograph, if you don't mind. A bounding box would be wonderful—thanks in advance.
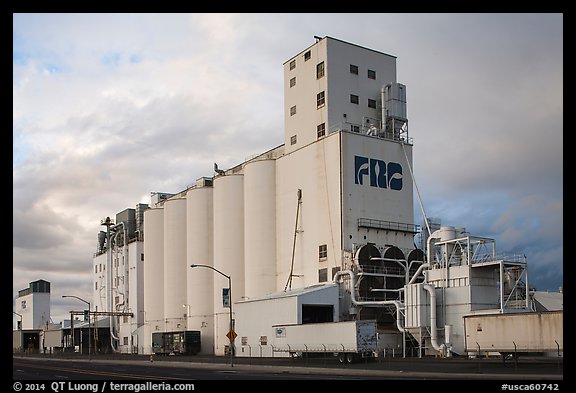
[13,354,563,382]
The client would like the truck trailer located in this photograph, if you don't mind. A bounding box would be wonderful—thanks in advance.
[271,320,377,363]
[151,330,201,355]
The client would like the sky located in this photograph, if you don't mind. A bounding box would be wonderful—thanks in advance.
[13,13,563,325]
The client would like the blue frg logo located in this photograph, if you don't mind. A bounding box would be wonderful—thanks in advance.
[355,155,403,190]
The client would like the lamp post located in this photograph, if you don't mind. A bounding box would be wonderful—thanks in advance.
[190,264,234,367]
[62,295,91,359]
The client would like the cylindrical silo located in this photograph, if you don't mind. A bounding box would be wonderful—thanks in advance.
[213,174,244,356]
[163,198,187,332]
[244,159,277,298]
[143,207,164,348]
[186,186,215,354]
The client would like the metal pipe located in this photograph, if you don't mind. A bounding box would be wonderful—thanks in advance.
[422,284,447,355]
[333,270,405,333]
[408,263,430,285]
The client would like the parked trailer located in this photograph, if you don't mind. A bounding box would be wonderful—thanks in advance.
[152,330,201,355]
[464,311,563,356]
[272,320,377,363]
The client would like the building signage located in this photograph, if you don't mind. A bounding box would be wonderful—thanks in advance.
[354,155,403,190]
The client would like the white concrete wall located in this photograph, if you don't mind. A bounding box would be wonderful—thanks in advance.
[275,132,342,291]
[341,131,415,252]
[15,292,50,330]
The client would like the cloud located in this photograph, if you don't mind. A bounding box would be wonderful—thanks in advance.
[13,13,563,322]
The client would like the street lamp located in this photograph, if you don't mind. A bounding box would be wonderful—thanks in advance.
[62,295,91,358]
[190,264,234,367]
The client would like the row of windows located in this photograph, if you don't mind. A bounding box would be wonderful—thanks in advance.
[351,94,378,108]
[94,254,144,273]
[319,267,340,283]
[350,64,377,79]
[288,50,312,71]
[288,53,377,82]
[290,122,326,146]
[289,90,375,119]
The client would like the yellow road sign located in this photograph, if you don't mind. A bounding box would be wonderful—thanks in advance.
[226,330,237,341]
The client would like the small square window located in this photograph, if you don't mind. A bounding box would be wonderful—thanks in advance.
[368,69,376,79]
[318,268,328,282]
[319,244,328,260]
[304,51,311,61]
[368,99,376,109]
[290,135,297,145]
[350,64,359,75]
[290,105,296,116]
[350,94,359,104]
[317,123,326,138]
[317,91,325,108]
[290,77,296,88]
[289,59,296,70]
[351,125,360,133]
[316,62,325,79]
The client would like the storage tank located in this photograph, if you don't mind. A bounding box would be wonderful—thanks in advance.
[243,159,277,298]
[163,198,187,332]
[430,226,457,265]
[213,174,245,355]
[143,208,165,336]
[186,185,215,354]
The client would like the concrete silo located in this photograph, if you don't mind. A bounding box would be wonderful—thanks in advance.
[163,198,187,332]
[143,207,165,350]
[212,174,244,356]
[243,159,277,298]
[186,184,215,354]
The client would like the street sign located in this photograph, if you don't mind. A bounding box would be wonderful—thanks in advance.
[226,329,237,341]
[222,288,230,308]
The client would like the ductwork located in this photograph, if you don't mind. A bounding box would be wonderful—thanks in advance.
[333,270,406,333]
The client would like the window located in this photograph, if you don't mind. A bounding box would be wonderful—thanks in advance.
[304,50,311,61]
[319,244,327,260]
[95,282,98,290]
[123,337,129,345]
[317,91,325,108]
[350,64,359,75]
[368,99,376,109]
[290,105,296,116]
[317,123,326,138]
[290,135,297,145]
[318,268,328,282]
[289,59,296,70]
[141,253,144,261]
[351,125,360,133]
[368,69,376,79]
[290,77,296,88]
[350,94,359,104]
[95,265,97,273]
[316,61,325,79]
[332,267,340,280]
